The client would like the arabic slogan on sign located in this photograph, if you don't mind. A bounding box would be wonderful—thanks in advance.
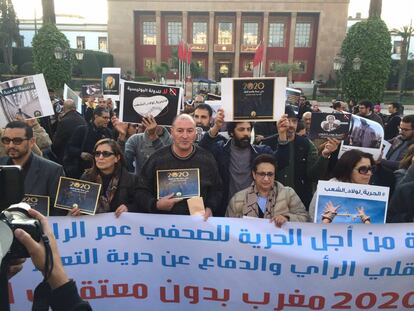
[9,214,414,310]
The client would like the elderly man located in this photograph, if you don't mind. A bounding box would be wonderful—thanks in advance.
[137,114,222,217]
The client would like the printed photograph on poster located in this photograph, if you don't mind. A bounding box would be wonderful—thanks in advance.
[81,84,101,98]
[221,77,286,122]
[0,74,53,127]
[63,84,82,114]
[119,81,182,125]
[204,100,222,119]
[54,177,101,215]
[157,168,200,199]
[308,112,351,140]
[314,180,389,224]
[22,194,50,216]
[286,87,302,106]
[102,67,121,100]
[339,115,384,160]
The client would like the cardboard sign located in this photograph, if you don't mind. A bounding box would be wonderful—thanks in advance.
[156,168,200,199]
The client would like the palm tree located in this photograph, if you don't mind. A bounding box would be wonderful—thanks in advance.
[390,25,414,97]
[369,0,382,18]
[42,0,56,24]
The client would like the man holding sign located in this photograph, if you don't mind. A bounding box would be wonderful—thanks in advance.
[137,114,222,218]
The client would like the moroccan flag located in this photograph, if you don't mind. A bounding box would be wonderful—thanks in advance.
[253,42,264,67]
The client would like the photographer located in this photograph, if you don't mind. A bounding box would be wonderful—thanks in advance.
[8,208,91,311]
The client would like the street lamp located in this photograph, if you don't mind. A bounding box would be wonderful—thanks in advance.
[53,47,84,61]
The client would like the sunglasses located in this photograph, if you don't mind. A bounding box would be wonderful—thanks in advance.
[1,137,29,145]
[355,165,375,175]
[94,151,115,158]
[255,172,275,178]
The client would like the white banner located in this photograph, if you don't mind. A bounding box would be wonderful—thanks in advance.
[9,214,414,310]
[63,84,82,114]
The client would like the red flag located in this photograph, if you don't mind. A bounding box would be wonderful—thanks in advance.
[178,40,184,61]
[186,44,192,65]
[182,42,188,63]
[253,42,264,67]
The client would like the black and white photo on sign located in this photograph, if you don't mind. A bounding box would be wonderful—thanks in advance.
[339,115,384,160]
[63,84,82,114]
[221,77,286,122]
[0,74,53,127]
[81,84,101,98]
[102,67,121,100]
[308,112,351,140]
[285,87,302,106]
[119,81,182,126]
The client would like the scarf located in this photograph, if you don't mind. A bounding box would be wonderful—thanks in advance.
[243,181,278,219]
[95,168,120,214]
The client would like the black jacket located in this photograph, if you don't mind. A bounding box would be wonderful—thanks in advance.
[384,112,401,140]
[387,181,414,223]
[52,110,87,164]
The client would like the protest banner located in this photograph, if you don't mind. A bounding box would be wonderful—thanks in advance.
[314,180,389,224]
[54,177,101,215]
[102,67,121,101]
[63,84,82,114]
[340,115,384,160]
[308,112,351,140]
[119,81,182,125]
[0,74,53,127]
[9,214,414,310]
[22,194,50,216]
[221,77,286,122]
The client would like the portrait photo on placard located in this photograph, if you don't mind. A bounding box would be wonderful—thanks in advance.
[308,112,351,140]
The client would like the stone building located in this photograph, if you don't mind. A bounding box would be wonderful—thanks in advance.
[108,0,349,82]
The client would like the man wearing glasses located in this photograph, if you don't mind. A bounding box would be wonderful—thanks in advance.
[226,154,309,227]
[0,121,65,213]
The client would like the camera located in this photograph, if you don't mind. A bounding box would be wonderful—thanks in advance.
[0,166,42,260]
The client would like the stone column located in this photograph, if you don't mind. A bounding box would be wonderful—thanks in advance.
[234,11,242,77]
[262,12,269,76]
[288,12,297,82]
[182,11,188,42]
[156,11,161,65]
[208,11,215,80]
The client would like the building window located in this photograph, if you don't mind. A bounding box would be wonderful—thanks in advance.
[193,22,207,44]
[144,58,155,72]
[98,37,107,52]
[167,21,182,45]
[394,40,402,54]
[295,23,311,47]
[218,22,232,45]
[268,23,285,47]
[76,36,85,49]
[142,21,156,45]
[243,22,258,45]
[244,60,253,72]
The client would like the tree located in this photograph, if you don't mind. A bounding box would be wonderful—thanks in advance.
[369,0,382,18]
[42,0,56,25]
[390,25,414,96]
[340,18,391,102]
[32,24,71,91]
[0,0,21,68]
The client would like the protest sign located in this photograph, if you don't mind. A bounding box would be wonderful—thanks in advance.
[286,87,301,105]
[340,115,384,160]
[81,84,101,98]
[54,177,101,215]
[9,214,414,310]
[22,194,50,216]
[157,168,200,199]
[204,100,222,119]
[308,112,351,140]
[102,67,121,100]
[221,77,286,121]
[314,180,389,224]
[0,74,53,127]
[119,81,182,125]
[63,84,82,114]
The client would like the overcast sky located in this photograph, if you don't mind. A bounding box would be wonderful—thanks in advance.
[11,0,413,29]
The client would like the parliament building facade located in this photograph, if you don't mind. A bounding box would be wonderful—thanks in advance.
[108,0,349,82]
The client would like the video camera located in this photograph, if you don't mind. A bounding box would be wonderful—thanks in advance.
[0,166,42,261]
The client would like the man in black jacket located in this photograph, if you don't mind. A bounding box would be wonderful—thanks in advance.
[64,107,113,178]
[384,102,402,140]
[52,99,87,164]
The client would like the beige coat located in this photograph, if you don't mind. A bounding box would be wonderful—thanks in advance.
[226,181,310,222]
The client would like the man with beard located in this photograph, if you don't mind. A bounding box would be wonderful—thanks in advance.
[261,105,339,208]
[0,121,65,213]
[193,103,213,131]
[199,108,288,216]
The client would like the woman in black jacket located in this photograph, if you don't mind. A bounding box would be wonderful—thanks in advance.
[70,138,141,216]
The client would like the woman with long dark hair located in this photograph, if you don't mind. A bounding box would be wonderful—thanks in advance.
[69,138,140,217]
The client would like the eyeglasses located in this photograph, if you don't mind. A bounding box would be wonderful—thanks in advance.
[255,172,275,178]
[354,165,375,175]
[399,127,413,132]
[1,137,29,145]
[94,151,115,158]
